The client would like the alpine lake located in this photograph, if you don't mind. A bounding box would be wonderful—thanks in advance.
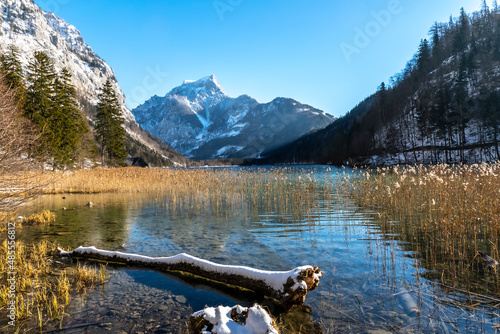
[11,166,500,333]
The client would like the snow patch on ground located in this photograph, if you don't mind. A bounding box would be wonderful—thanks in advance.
[216,146,245,157]
[220,129,243,138]
[192,305,278,334]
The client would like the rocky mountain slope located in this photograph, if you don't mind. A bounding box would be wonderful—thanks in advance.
[0,0,189,166]
[133,75,335,160]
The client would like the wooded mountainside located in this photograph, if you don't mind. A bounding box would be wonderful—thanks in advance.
[0,47,130,168]
[0,47,192,168]
[260,3,500,166]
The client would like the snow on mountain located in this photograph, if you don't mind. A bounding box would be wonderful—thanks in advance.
[0,0,190,166]
[133,75,335,160]
[0,0,134,121]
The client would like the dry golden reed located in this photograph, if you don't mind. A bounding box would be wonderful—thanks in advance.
[33,167,330,223]
[21,210,56,226]
[342,163,500,299]
[36,167,319,193]
[37,167,219,194]
[0,240,105,330]
[75,263,99,291]
[1,210,56,232]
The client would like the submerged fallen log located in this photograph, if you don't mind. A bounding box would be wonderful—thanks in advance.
[395,287,420,317]
[57,246,322,309]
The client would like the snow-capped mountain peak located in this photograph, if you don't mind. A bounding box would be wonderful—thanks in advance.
[173,74,225,97]
[133,76,335,160]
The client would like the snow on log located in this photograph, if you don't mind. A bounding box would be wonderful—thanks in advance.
[189,304,279,334]
[57,246,322,309]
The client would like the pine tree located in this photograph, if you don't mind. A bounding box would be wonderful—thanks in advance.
[448,15,455,31]
[95,79,127,165]
[25,51,56,127]
[453,8,470,54]
[453,56,471,159]
[25,52,89,167]
[482,0,490,17]
[417,39,431,74]
[0,45,26,104]
[494,14,500,60]
[24,51,57,162]
[431,84,453,161]
[50,68,89,167]
[430,22,442,63]
[467,34,477,76]
[415,97,428,156]
[376,82,388,124]
[481,89,500,159]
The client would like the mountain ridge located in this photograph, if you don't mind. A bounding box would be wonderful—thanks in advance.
[258,5,500,166]
[132,75,335,160]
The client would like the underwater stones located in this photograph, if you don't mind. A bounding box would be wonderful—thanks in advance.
[174,295,187,304]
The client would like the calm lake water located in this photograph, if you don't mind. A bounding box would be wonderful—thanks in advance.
[17,166,500,333]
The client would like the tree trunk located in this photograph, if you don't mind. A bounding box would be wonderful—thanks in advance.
[58,246,322,310]
[495,130,500,161]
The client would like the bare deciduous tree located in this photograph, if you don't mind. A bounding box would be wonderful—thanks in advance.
[0,75,43,219]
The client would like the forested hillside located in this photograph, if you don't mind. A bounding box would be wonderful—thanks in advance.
[0,48,193,168]
[1,47,125,167]
[0,0,191,168]
[261,3,500,166]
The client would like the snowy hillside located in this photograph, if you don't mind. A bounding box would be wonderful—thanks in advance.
[0,0,133,120]
[133,75,335,160]
[260,6,500,166]
[0,0,189,166]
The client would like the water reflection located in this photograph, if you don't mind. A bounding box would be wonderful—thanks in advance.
[17,166,500,333]
[19,194,134,249]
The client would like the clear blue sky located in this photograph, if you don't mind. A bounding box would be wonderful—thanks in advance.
[35,0,484,116]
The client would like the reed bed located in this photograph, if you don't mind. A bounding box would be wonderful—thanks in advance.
[11,165,500,331]
[342,163,500,305]
[0,240,106,331]
[0,210,55,233]
[34,167,333,224]
[20,210,56,226]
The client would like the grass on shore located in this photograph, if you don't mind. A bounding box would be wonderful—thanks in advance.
[0,210,56,233]
[0,240,106,331]
[20,210,56,226]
